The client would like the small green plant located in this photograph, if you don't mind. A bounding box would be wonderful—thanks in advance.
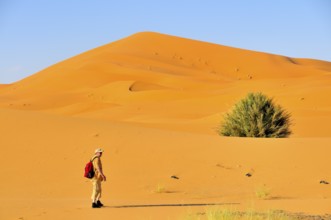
[219,92,291,138]
[255,185,271,200]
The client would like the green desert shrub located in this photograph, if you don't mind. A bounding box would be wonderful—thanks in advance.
[219,92,291,138]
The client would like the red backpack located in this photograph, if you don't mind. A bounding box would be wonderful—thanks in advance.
[84,157,97,179]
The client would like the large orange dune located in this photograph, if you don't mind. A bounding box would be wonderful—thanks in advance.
[0,32,331,219]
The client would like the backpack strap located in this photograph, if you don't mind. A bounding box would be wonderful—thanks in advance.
[90,155,99,162]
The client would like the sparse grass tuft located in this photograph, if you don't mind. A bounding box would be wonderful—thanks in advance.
[206,208,235,220]
[154,184,167,193]
[219,92,291,138]
[180,207,295,220]
[255,185,271,200]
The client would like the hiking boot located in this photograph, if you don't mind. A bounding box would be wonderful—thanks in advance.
[92,202,101,208]
[97,200,104,207]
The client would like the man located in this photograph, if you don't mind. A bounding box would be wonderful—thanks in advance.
[91,148,107,208]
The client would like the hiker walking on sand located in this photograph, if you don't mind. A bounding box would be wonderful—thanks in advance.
[91,148,107,208]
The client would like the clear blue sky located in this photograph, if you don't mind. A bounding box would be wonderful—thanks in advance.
[1,0,330,84]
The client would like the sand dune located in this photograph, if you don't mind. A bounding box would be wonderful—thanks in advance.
[0,32,330,136]
[0,32,331,219]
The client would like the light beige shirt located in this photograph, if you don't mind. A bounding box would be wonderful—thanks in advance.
[92,156,103,181]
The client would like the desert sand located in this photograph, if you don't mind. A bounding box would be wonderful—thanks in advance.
[0,32,330,219]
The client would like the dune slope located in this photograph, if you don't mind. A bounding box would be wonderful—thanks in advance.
[0,32,331,136]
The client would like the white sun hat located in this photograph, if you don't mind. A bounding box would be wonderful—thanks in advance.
[95,148,104,153]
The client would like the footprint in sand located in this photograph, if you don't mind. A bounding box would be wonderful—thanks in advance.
[91,133,100,138]
[215,163,232,170]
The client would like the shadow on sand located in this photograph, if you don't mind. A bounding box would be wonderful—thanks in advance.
[108,202,240,209]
